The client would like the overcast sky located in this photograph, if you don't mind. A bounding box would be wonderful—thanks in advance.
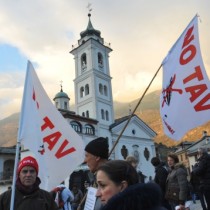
[0,0,210,120]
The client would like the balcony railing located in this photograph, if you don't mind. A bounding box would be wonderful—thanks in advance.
[71,40,112,50]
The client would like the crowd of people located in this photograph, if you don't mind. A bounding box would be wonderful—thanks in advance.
[0,137,210,210]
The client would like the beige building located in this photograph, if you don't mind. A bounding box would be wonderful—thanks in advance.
[0,146,15,194]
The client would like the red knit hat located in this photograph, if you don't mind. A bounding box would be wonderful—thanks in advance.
[17,156,39,175]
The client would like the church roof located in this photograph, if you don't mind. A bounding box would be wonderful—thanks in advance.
[60,109,98,124]
[80,13,101,38]
[54,87,70,100]
[0,145,16,154]
[110,115,131,129]
[110,114,157,137]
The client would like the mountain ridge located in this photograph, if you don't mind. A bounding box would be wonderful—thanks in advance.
[0,90,210,147]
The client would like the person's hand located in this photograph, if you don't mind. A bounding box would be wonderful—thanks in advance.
[179,204,185,210]
[175,204,189,210]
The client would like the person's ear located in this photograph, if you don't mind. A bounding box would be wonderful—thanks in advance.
[95,156,101,161]
[120,181,128,192]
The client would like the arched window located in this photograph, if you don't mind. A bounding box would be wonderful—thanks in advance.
[82,112,85,117]
[85,84,89,95]
[80,87,84,98]
[55,102,59,108]
[3,159,14,180]
[86,110,89,118]
[104,85,108,96]
[99,83,103,95]
[70,121,82,133]
[105,110,109,121]
[121,145,128,159]
[101,109,105,120]
[64,102,68,110]
[85,124,95,135]
[98,52,103,66]
[132,145,140,163]
[81,53,87,71]
[144,147,150,161]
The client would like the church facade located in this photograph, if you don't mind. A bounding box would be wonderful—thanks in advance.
[54,13,157,183]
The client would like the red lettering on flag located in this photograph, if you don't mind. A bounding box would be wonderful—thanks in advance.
[41,116,55,131]
[183,66,204,84]
[33,89,36,101]
[32,88,39,109]
[55,139,76,159]
[180,25,196,65]
[182,25,194,49]
[163,119,175,134]
[185,84,208,103]
[194,93,210,111]
[43,131,62,150]
[180,45,196,65]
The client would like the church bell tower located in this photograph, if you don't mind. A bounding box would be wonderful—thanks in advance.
[70,13,114,127]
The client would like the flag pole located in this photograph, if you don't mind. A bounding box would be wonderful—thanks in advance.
[9,62,30,210]
[109,64,163,157]
[10,139,21,210]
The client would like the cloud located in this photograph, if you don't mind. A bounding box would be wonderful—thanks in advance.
[0,0,210,120]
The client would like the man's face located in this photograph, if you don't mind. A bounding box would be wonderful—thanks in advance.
[84,151,99,173]
[19,166,37,187]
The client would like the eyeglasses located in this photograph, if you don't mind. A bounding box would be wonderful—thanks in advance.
[21,169,36,174]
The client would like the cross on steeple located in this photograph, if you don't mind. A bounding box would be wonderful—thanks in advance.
[60,80,63,92]
[87,3,92,15]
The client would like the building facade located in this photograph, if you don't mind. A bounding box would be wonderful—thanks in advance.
[54,13,157,186]
[0,13,158,194]
[0,146,15,194]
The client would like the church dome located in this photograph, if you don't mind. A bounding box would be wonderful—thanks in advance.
[80,13,101,38]
[53,87,70,100]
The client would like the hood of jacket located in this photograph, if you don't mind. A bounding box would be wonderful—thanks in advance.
[169,162,186,171]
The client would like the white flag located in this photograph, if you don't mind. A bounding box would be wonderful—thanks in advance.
[18,61,85,190]
[160,15,210,140]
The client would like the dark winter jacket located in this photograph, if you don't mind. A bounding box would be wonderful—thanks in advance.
[165,163,189,205]
[101,183,167,210]
[138,171,147,183]
[154,162,168,195]
[0,178,58,210]
[190,170,201,193]
[0,188,58,210]
[192,153,210,191]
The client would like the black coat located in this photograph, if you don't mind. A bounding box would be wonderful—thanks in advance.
[190,170,200,193]
[0,177,58,210]
[101,183,166,210]
[0,188,58,210]
[154,163,168,195]
[192,153,210,190]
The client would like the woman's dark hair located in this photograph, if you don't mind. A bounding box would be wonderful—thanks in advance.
[167,153,179,163]
[97,160,139,186]
[101,183,164,210]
